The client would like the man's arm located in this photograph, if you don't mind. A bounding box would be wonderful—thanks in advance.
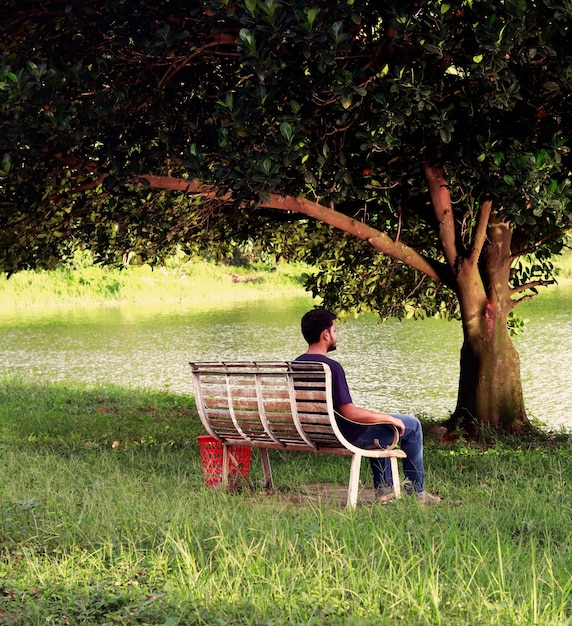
[337,403,406,436]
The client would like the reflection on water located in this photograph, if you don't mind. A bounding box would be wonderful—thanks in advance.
[1,284,571,430]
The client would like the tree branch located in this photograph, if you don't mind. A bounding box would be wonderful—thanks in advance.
[510,279,556,296]
[511,226,567,258]
[48,174,108,201]
[424,156,460,275]
[141,175,446,281]
[468,200,492,266]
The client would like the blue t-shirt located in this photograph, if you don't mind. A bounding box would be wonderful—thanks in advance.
[294,353,367,440]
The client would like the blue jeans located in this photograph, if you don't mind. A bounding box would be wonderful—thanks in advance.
[350,414,425,493]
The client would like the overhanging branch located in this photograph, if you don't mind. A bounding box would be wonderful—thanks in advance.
[510,279,556,296]
[511,226,568,258]
[142,175,446,281]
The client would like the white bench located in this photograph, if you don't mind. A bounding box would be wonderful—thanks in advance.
[190,361,406,508]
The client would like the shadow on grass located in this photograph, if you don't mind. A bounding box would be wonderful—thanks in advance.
[0,378,202,451]
[0,378,361,494]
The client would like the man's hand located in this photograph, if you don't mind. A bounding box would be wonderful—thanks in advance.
[387,415,406,436]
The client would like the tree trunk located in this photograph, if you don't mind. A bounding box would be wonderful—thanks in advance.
[423,158,532,435]
[447,215,532,434]
[450,308,530,433]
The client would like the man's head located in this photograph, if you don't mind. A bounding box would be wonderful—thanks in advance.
[301,309,337,351]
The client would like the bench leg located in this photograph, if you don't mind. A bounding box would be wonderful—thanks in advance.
[390,455,401,498]
[222,445,230,488]
[347,452,362,509]
[259,448,274,492]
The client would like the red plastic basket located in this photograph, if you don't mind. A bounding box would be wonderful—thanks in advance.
[197,435,252,490]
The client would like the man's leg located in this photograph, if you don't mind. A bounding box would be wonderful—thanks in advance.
[354,414,425,493]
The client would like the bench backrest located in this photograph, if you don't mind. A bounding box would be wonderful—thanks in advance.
[190,361,349,452]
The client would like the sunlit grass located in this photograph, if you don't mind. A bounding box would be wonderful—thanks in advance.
[554,246,572,279]
[0,258,312,310]
[3,249,571,314]
[1,380,571,625]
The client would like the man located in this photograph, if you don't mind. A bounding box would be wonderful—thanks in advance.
[295,308,441,505]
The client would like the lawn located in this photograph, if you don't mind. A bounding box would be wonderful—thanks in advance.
[1,380,571,625]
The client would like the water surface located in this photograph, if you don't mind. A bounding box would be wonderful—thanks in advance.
[1,285,570,430]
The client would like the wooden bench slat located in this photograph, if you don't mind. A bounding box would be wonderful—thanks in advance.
[202,399,328,412]
[190,360,406,508]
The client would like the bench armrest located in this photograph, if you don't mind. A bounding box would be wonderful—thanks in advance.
[373,425,400,451]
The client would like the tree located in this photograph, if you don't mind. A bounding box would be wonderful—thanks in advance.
[1,0,571,432]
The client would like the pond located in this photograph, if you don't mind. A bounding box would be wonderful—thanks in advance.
[0,283,571,430]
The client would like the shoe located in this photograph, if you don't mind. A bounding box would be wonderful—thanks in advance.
[375,487,396,505]
[416,491,441,505]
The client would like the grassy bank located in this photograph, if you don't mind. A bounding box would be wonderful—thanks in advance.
[2,247,571,312]
[0,259,311,310]
[0,381,571,625]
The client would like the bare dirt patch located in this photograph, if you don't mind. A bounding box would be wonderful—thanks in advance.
[243,483,378,508]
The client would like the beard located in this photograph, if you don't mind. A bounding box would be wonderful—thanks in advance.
[327,341,337,353]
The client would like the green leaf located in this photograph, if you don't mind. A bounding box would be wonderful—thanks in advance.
[280,121,293,142]
[305,7,319,28]
[439,128,451,143]
[239,28,254,47]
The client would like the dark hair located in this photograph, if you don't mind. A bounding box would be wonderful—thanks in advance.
[300,309,336,345]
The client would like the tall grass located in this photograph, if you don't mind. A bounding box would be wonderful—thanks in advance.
[0,257,311,310]
[1,381,571,625]
[2,247,571,312]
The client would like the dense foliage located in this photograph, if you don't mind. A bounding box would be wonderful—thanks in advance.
[1,0,571,429]
[1,1,569,294]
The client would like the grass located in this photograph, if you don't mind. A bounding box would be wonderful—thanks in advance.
[2,248,570,312]
[1,250,571,624]
[554,247,572,279]
[0,257,311,311]
[1,380,571,625]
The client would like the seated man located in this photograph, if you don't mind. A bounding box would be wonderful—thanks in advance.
[295,308,441,505]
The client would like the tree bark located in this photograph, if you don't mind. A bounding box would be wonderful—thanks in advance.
[451,308,529,433]
[447,214,531,433]
[424,159,531,433]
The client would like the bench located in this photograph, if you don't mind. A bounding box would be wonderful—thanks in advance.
[190,361,406,508]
